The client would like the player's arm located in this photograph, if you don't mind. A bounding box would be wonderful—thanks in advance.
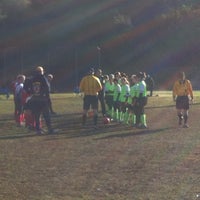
[187,80,193,101]
[172,82,178,101]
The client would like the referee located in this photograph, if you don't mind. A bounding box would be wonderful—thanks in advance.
[79,67,102,128]
[173,71,193,128]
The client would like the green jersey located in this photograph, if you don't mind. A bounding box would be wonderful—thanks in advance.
[137,80,147,97]
[104,82,115,96]
[113,83,121,101]
[127,83,139,104]
[119,84,130,103]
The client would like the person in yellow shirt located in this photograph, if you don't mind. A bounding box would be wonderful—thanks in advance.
[172,71,193,128]
[79,67,102,128]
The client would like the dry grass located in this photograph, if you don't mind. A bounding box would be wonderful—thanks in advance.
[0,91,200,200]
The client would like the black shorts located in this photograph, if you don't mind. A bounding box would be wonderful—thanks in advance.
[137,96,148,107]
[176,96,189,110]
[83,95,98,110]
[127,104,135,113]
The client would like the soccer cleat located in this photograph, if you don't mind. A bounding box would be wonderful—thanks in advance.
[183,124,189,128]
[138,124,148,129]
[36,129,44,134]
[48,129,58,134]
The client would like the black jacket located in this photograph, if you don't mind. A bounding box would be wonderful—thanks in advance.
[24,72,49,97]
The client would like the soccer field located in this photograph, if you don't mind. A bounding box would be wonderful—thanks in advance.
[0,91,200,200]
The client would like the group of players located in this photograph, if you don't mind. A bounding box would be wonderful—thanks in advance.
[13,66,56,134]
[80,68,194,129]
[80,68,149,129]
[12,65,193,134]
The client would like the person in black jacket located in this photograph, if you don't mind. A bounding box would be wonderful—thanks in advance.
[45,74,56,115]
[145,74,154,97]
[25,66,55,134]
[95,68,106,116]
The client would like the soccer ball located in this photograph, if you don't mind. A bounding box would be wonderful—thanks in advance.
[103,117,110,124]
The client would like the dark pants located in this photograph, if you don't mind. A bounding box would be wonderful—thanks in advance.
[48,96,54,113]
[105,95,114,111]
[98,91,106,115]
[29,96,52,131]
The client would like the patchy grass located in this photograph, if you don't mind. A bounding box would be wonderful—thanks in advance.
[0,92,200,200]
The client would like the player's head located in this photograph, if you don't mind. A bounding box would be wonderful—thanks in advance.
[88,67,95,75]
[109,74,114,80]
[178,71,186,80]
[113,78,118,84]
[47,74,53,81]
[114,71,121,79]
[131,74,137,83]
[17,74,26,83]
[121,77,128,84]
[104,75,109,81]
[136,72,145,80]
[96,68,102,76]
[36,66,44,75]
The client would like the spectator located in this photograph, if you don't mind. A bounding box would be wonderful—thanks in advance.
[145,74,154,97]
[95,68,106,116]
[45,74,56,115]
[24,66,55,134]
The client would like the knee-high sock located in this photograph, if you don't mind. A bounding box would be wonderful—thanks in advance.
[140,114,147,126]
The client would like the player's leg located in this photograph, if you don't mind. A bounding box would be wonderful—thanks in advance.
[82,95,89,126]
[176,96,184,126]
[182,96,190,128]
[91,95,99,126]
[182,109,189,127]
[139,105,147,128]
[34,111,41,133]
[42,103,54,133]
[177,108,183,126]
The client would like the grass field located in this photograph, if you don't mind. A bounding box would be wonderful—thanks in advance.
[0,91,200,200]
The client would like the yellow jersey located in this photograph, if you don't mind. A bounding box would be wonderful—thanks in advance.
[79,75,102,96]
[173,79,193,99]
